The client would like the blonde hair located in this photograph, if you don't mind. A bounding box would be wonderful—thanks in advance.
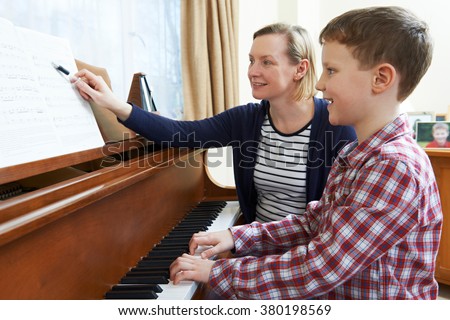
[253,23,317,101]
[432,123,449,133]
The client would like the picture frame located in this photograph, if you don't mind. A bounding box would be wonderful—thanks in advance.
[407,111,435,139]
[416,121,450,148]
[436,113,447,121]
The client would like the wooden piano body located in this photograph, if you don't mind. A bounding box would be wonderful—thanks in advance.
[0,139,237,299]
[0,68,237,299]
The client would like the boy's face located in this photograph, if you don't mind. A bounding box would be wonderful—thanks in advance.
[316,41,374,128]
[432,128,449,146]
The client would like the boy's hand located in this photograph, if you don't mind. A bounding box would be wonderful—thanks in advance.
[189,229,235,259]
[169,254,215,285]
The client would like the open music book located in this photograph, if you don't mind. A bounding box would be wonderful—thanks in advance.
[0,18,105,169]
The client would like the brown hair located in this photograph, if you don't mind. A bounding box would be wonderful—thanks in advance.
[319,6,433,101]
[254,23,317,101]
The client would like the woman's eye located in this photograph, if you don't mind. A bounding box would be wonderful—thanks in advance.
[327,68,335,75]
[263,60,272,65]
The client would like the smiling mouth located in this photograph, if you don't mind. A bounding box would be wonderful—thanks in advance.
[252,82,267,87]
[325,98,334,104]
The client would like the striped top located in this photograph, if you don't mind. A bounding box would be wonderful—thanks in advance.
[254,115,311,222]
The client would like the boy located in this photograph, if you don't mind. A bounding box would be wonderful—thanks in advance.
[425,122,450,148]
[169,6,442,299]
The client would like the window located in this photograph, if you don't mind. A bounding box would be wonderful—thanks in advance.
[0,0,182,118]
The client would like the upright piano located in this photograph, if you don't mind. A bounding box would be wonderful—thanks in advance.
[0,70,238,299]
[0,137,239,300]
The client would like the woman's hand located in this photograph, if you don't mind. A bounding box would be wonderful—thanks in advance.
[189,229,235,259]
[71,69,132,121]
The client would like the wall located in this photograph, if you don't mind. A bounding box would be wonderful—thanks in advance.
[204,0,450,187]
[238,0,278,107]
[208,0,280,186]
[238,0,450,115]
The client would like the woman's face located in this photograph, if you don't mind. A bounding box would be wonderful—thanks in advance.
[248,34,299,103]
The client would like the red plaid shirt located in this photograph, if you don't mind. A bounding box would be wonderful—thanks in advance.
[209,114,442,299]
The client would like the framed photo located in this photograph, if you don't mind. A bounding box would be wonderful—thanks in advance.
[436,113,447,121]
[407,112,435,139]
[416,121,450,148]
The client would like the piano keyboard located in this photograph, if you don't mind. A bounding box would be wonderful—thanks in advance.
[104,200,240,300]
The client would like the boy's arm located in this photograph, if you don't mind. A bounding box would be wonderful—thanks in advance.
[207,159,433,299]
[229,200,322,257]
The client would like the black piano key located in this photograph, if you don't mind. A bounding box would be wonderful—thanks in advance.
[151,244,185,249]
[180,217,214,223]
[196,201,226,208]
[185,209,218,214]
[175,220,210,226]
[148,247,186,254]
[176,222,212,228]
[165,231,198,238]
[171,226,208,232]
[136,262,171,271]
[111,284,163,293]
[158,239,189,250]
[138,259,173,267]
[155,240,188,245]
[126,270,170,278]
[140,256,175,261]
[120,276,169,284]
[143,254,180,261]
[147,248,189,257]
[129,266,171,274]
[142,257,177,264]
[187,211,220,217]
[159,238,191,246]
[187,208,220,214]
[176,221,212,227]
[132,265,169,276]
[186,215,218,221]
[186,213,218,219]
[105,201,227,299]
[105,290,158,299]
[161,234,193,240]
[172,222,208,227]
[151,244,189,251]
[188,206,220,212]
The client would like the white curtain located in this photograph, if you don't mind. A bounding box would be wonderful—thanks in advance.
[0,0,182,118]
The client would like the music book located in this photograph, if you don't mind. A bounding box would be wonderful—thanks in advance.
[0,18,105,169]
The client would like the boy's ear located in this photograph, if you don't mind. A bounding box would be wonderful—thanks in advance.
[372,63,396,94]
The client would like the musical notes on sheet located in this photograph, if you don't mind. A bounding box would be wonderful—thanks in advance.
[0,18,104,168]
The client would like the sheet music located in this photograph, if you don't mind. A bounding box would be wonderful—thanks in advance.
[0,18,104,168]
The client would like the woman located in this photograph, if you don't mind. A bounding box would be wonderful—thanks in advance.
[72,23,356,223]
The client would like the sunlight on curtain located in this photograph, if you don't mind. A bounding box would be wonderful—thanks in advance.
[0,0,182,118]
[180,0,239,120]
